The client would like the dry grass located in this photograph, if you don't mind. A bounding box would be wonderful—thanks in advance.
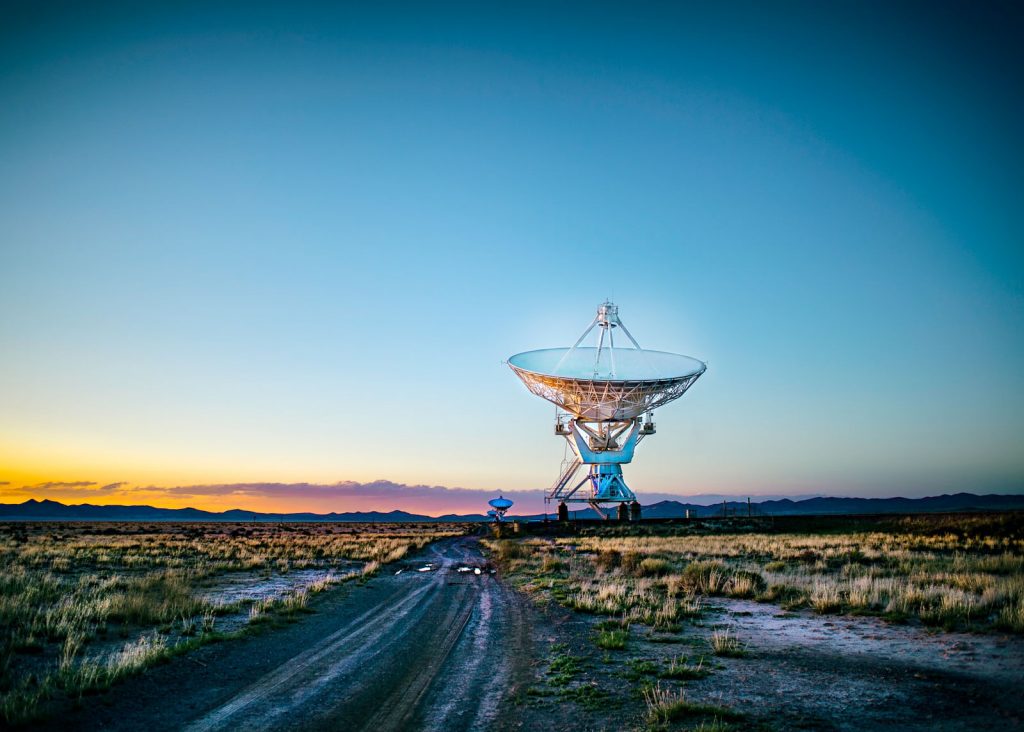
[487,514,1024,643]
[643,681,738,728]
[0,521,464,724]
[643,682,688,724]
[709,627,745,657]
[660,654,708,680]
[546,515,1024,632]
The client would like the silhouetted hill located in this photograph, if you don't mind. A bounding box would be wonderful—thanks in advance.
[0,493,1021,522]
[547,493,1024,519]
[0,499,481,522]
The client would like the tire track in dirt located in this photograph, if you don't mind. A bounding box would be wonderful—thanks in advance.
[180,536,524,732]
[360,582,477,731]
[420,574,531,732]
[184,580,439,732]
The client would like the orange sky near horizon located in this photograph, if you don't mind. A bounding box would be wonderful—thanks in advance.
[0,445,515,515]
[0,441,760,516]
[0,483,501,517]
[0,465,571,516]
[0,478,504,514]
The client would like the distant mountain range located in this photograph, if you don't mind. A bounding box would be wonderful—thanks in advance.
[1,493,1022,522]
[0,499,482,523]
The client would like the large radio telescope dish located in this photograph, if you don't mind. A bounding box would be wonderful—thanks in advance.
[506,301,706,515]
[507,347,704,421]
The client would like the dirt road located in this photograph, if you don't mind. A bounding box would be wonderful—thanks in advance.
[48,537,531,732]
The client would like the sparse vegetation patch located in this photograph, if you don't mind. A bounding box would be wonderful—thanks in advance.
[0,521,464,724]
[493,513,1024,634]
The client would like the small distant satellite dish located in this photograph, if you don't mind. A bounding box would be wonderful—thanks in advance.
[486,495,513,522]
[488,496,514,511]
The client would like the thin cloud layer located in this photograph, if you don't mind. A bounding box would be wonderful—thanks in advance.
[3,479,546,515]
[1,478,866,516]
[155,480,549,514]
[2,478,712,516]
[30,481,99,490]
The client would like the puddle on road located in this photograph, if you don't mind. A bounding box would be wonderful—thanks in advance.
[196,567,352,607]
[193,564,361,633]
[413,563,495,575]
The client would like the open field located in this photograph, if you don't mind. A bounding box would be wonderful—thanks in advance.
[486,512,1024,730]
[0,521,465,725]
[2,514,1022,731]
[497,513,1024,633]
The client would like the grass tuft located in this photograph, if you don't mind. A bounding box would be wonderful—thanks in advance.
[594,628,629,650]
[643,682,740,727]
[709,628,746,657]
[660,655,709,680]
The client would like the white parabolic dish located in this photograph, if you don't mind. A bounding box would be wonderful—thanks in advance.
[508,347,706,421]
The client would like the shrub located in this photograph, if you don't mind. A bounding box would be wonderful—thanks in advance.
[595,549,622,572]
[494,541,532,562]
[810,583,842,614]
[682,561,729,594]
[636,558,671,577]
[541,554,566,574]
[621,552,643,576]
[996,597,1024,632]
[728,570,766,598]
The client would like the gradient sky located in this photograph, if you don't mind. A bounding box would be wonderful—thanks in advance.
[1,1,1022,514]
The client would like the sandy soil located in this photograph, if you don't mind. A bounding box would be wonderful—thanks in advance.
[507,589,1024,731]
[698,598,1024,730]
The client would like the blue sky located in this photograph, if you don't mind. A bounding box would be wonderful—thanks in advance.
[1,1,1022,511]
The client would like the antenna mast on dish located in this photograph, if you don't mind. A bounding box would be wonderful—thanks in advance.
[507,301,706,521]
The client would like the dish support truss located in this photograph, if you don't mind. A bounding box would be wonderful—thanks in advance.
[547,415,655,515]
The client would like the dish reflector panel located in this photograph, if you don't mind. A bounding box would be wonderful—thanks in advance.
[508,347,705,421]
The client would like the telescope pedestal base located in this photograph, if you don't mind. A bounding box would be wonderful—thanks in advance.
[588,464,637,503]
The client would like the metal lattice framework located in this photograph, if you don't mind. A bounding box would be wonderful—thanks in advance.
[507,368,702,421]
